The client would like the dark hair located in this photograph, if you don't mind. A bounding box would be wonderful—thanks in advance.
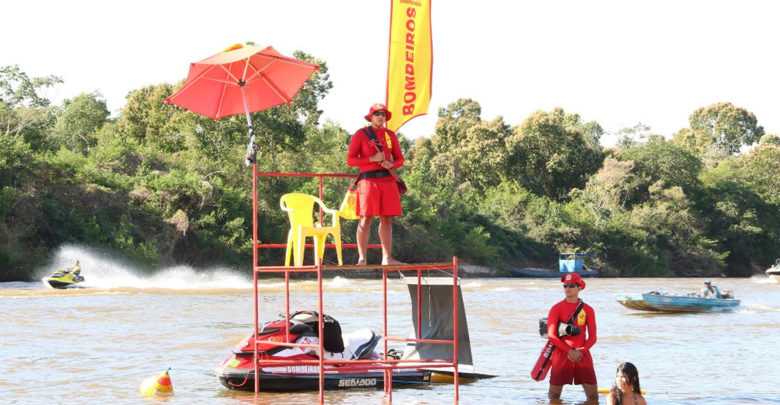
[610,362,641,405]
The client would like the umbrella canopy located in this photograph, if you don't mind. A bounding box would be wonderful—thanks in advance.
[165,44,319,164]
[165,44,319,120]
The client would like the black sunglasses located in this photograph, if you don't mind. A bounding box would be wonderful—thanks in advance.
[373,111,387,116]
[562,284,578,288]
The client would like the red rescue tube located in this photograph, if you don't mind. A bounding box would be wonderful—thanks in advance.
[530,339,555,381]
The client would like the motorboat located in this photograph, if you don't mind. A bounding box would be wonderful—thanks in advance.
[766,259,780,283]
[214,277,495,391]
[615,291,740,312]
[45,269,85,289]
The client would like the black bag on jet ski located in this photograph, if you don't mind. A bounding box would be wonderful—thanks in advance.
[290,310,345,353]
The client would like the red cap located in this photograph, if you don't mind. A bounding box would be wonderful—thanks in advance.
[364,103,392,122]
[561,273,585,290]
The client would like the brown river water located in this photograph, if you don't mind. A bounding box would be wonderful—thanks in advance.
[1,246,779,404]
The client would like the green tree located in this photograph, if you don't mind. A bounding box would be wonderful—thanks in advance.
[741,144,780,205]
[0,135,33,187]
[406,99,489,194]
[575,158,640,229]
[563,112,603,147]
[672,102,764,155]
[0,65,62,149]
[52,92,110,153]
[450,117,512,190]
[118,83,184,151]
[613,122,653,150]
[697,168,780,275]
[711,144,780,206]
[431,98,482,153]
[620,135,703,205]
[759,134,780,147]
[630,183,721,276]
[507,107,605,200]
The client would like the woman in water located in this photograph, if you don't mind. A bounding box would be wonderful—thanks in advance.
[606,362,646,405]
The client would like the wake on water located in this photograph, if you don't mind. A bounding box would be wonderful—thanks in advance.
[24,244,361,292]
[750,274,777,284]
[31,244,254,290]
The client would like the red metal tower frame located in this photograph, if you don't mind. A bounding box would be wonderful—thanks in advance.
[249,166,461,402]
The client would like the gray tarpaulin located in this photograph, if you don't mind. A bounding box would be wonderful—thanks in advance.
[401,276,473,366]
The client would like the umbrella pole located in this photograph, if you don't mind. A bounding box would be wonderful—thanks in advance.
[241,86,257,166]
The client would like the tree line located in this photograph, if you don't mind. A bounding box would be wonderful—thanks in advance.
[1,61,779,281]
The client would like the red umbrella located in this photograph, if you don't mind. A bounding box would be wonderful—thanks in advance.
[165,44,319,164]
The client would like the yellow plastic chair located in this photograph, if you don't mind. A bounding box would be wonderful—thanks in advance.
[280,193,343,267]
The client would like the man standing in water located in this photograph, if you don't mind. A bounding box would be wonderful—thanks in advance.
[547,273,598,403]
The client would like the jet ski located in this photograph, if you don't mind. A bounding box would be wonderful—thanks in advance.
[45,269,85,289]
[214,277,496,392]
[214,310,427,391]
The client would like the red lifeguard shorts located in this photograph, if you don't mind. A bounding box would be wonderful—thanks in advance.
[549,350,597,386]
[356,177,402,217]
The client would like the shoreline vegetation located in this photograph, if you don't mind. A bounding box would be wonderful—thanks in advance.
[2,64,779,282]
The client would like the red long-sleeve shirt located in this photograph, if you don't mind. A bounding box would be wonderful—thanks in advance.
[347,126,404,173]
[547,299,597,355]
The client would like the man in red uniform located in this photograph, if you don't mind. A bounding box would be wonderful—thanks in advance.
[346,103,404,265]
[547,273,598,403]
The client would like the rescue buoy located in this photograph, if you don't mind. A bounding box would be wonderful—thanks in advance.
[530,339,555,381]
[139,368,174,397]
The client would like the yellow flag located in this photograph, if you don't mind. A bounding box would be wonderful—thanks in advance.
[385,0,432,132]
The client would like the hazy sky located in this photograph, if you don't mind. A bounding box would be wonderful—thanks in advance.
[3,0,778,146]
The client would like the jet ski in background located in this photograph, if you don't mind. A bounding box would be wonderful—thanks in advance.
[46,260,85,289]
[46,269,84,288]
[766,258,780,283]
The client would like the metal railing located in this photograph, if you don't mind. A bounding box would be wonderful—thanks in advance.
[249,166,461,403]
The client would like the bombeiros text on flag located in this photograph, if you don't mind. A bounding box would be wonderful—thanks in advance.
[385,0,431,132]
